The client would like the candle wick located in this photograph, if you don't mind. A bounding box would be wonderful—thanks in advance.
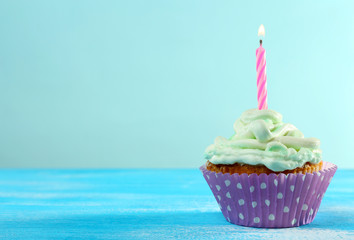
[260,39,262,45]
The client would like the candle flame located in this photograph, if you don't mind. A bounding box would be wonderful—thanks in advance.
[258,24,265,37]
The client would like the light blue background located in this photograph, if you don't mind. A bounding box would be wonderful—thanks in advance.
[0,0,353,168]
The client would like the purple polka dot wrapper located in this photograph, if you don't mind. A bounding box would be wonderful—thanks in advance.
[200,162,337,228]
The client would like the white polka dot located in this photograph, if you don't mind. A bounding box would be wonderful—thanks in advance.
[252,201,257,208]
[237,183,242,189]
[238,199,245,206]
[224,180,231,187]
[209,184,213,188]
[218,203,222,209]
[227,217,230,222]
[227,205,231,211]
[291,218,297,225]
[260,183,267,189]
[302,204,308,210]
[274,179,278,186]
[290,185,295,192]
[296,197,300,204]
[239,213,244,220]
[309,208,314,215]
[317,194,321,199]
[302,175,306,181]
[312,190,316,195]
[216,185,221,191]
[206,175,210,179]
[307,185,310,190]
[217,195,221,201]
[277,193,283,199]
[226,192,231,198]
[283,206,289,213]
[316,172,321,176]
[321,176,324,181]
[215,173,218,178]
[265,199,270,206]
[329,176,333,183]
[250,186,255,192]
[268,214,275,221]
[254,217,260,223]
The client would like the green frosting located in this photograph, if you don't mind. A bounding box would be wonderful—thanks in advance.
[204,109,322,172]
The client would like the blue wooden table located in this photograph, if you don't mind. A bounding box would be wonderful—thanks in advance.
[0,169,353,239]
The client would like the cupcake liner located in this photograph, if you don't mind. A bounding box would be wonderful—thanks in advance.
[200,161,337,228]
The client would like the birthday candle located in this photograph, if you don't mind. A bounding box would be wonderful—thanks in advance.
[256,24,268,110]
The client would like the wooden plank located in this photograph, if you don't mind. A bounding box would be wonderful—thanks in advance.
[0,169,352,239]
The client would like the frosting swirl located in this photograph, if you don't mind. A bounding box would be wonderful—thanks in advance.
[204,109,322,172]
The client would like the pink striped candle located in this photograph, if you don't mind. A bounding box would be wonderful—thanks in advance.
[256,25,268,110]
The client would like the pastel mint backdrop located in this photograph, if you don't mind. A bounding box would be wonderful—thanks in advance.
[0,0,353,168]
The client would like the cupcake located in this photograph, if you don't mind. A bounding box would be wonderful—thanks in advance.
[200,109,337,228]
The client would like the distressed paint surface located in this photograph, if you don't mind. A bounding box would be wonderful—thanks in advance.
[0,169,352,239]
